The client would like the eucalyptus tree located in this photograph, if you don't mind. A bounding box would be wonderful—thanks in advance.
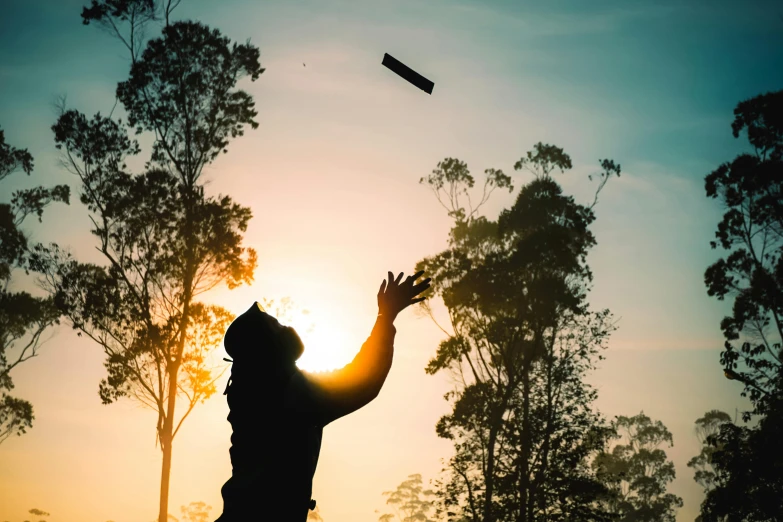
[697,89,783,522]
[592,413,683,522]
[704,89,783,418]
[687,410,733,492]
[416,144,620,522]
[378,473,437,522]
[0,128,69,443]
[29,2,263,520]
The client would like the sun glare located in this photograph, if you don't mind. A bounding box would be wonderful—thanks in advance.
[294,319,355,373]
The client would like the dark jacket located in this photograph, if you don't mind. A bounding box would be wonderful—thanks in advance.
[215,304,396,522]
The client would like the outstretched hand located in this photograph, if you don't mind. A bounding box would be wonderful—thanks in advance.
[377,270,431,321]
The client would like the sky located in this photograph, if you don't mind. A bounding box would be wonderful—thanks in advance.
[1,0,782,521]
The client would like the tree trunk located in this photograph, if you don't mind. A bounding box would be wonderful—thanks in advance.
[158,184,196,522]
[483,381,518,522]
[158,358,182,522]
[483,411,500,522]
[534,352,555,519]
[519,360,532,522]
[158,401,175,522]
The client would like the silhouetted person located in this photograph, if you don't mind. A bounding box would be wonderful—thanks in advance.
[215,271,431,522]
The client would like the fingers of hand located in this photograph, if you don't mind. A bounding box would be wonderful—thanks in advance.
[403,270,425,287]
[381,270,430,309]
[412,278,432,295]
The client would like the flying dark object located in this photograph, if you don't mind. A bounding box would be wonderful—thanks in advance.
[381,53,434,94]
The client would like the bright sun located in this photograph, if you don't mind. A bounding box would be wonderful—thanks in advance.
[293,319,354,373]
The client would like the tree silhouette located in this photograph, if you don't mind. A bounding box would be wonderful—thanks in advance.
[23,508,50,522]
[687,410,732,492]
[696,89,783,522]
[415,143,620,522]
[698,394,783,521]
[593,412,683,522]
[704,89,783,419]
[0,128,70,444]
[28,2,262,521]
[179,501,211,522]
[378,473,437,522]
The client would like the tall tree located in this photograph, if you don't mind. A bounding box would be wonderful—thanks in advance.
[592,412,683,522]
[29,2,262,521]
[697,89,783,522]
[378,473,437,522]
[704,89,783,419]
[416,144,620,522]
[698,394,783,522]
[687,410,733,493]
[0,128,70,443]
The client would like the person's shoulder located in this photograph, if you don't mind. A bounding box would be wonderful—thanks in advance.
[296,367,347,399]
[286,366,308,387]
[286,366,324,396]
[282,367,329,419]
[299,364,343,382]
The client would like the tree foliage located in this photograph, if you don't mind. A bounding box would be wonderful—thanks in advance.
[179,501,211,522]
[704,89,783,419]
[116,19,263,184]
[592,413,683,522]
[698,394,783,521]
[416,143,620,522]
[379,474,437,522]
[28,2,263,521]
[0,128,70,444]
[687,410,733,492]
[697,89,783,522]
[22,508,50,522]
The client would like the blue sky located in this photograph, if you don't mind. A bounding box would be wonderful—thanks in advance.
[1,1,782,521]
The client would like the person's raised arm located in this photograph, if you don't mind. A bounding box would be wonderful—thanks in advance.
[295,270,430,426]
